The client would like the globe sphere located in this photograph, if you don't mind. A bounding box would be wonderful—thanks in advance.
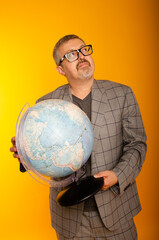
[16,99,94,186]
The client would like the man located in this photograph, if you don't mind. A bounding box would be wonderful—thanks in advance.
[10,34,147,239]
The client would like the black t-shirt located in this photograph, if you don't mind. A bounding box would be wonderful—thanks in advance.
[72,92,97,211]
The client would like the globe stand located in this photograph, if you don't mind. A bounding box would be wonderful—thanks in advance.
[56,176,104,207]
[16,100,96,189]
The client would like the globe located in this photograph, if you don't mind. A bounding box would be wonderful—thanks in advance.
[16,99,94,187]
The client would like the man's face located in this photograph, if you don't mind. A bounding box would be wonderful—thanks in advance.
[56,38,95,82]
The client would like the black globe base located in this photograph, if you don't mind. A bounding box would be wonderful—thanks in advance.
[56,176,104,207]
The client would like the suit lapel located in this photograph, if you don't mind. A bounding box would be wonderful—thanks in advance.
[58,84,73,102]
[91,80,109,159]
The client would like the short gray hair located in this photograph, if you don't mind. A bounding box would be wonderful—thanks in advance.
[53,34,85,66]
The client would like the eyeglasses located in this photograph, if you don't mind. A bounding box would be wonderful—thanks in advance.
[59,45,93,65]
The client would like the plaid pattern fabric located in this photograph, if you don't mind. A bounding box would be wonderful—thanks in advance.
[56,210,137,239]
[36,80,147,238]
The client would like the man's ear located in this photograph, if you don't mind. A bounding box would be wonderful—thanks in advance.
[56,66,65,76]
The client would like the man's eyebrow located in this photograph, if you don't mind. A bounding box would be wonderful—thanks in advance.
[65,45,85,54]
[65,49,76,53]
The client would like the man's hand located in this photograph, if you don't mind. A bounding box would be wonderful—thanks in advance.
[94,171,118,191]
[10,136,20,161]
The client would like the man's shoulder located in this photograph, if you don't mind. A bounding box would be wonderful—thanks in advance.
[95,80,131,95]
[95,79,128,88]
[36,84,69,103]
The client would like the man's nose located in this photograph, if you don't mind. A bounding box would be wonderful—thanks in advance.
[78,50,85,60]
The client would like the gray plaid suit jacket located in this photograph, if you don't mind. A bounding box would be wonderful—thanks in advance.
[37,80,147,238]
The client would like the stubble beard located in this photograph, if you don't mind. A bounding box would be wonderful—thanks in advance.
[78,67,94,80]
[76,60,94,80]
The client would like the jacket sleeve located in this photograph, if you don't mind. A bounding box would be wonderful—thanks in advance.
[111,87,147,195]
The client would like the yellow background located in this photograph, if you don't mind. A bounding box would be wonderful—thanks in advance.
[0,0,158,239]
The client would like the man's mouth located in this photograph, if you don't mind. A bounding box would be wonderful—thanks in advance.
[76,60,90,70]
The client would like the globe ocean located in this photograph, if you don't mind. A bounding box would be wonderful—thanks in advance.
[16,99,94,180]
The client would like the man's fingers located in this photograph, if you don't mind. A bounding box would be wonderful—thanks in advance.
[13,153,19,158]
[10,144,20,159]
[94,171,118,191]
[94,172,104,178]
[10,146,17,153]
[11,136,16,144]
[10,136,20,160]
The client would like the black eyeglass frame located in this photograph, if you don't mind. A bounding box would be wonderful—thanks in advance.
[59,44,93,65]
